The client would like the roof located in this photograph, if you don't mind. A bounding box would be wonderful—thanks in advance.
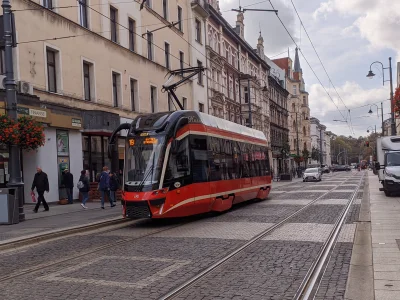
[294,48,302,72]
[196,112,267,141]
[272,58,289,72]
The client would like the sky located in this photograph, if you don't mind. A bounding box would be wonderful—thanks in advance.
[218,0,400,137]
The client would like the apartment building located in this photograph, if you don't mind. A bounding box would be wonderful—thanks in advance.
[206,2,270,140]
[1,0,194,202]
[273,48,311,167]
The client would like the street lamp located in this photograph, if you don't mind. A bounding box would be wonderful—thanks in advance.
[366,59,395,135]
[368,103,384,135]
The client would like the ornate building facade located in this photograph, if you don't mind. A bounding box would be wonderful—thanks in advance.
[273,48,311,167]
[205,3,270,143]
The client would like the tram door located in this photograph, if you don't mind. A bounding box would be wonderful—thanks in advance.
[191,136,211,213]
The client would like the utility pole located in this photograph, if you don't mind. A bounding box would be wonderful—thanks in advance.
[389,57,396,136]
[319,126,323,165]
[2,0,24,221]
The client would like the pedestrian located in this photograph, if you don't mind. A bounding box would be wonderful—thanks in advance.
[62,168,74,204]
[31,166,49,213]
[99,166,113,209]
[109,172,120,206]
[78,170,90,209]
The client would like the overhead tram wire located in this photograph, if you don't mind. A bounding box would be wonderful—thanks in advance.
[268,0,352,133]
[289,0,355,134]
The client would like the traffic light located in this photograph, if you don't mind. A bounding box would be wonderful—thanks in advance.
[365,141,370,147]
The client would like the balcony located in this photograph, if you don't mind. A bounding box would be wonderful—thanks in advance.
[191,0,209,18]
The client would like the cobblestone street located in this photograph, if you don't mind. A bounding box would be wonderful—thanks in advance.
[0,172,365,299]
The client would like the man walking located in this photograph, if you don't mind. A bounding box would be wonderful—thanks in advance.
[31,166,49,213]
[99,166,114,209]
[63,168,74,204]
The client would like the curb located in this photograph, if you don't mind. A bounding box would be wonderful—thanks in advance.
[0,217,127,251]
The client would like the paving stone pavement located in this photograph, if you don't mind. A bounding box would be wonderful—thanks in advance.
[0,172,364,300]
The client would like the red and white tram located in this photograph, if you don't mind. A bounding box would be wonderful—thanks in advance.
[110,110,272,219]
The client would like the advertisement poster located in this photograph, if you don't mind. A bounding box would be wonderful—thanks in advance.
[56,130,69,156]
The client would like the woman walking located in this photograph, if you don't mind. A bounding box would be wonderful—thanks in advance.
[78,170,90,209]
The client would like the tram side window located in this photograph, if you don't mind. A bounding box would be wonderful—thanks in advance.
[240,142,250,178]
[190,136,209,183]
[232,142,240,179]
[209,136,222,181]
[165,137,190,183]
[223,139,233,180]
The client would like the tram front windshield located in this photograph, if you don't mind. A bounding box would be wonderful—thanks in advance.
[124,135,165,190]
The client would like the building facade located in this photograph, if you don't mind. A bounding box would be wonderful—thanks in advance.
[205,3,270,142]
[273,48,311,167]
[2,0,194,203]
[310,117,327,166]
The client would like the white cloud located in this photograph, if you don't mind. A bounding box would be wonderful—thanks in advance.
[314,0,400,56]
[309,81,390,136]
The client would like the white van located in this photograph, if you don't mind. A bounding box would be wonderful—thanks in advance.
[376,136,400,196]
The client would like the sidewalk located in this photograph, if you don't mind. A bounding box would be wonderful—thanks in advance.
[0,201,122,243]
[369,171,400,299]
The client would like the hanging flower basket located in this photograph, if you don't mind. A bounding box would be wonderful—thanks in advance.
[394,87,400,116]
[0,115,45,151]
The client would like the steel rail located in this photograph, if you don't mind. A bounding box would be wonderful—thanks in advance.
[159,172,359,300]
[293,173,365,300]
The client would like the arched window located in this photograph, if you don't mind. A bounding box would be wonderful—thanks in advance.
[292,103,295,112]
[293,120,296,129]
[303,126,306,136]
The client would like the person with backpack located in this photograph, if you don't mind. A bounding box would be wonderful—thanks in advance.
[109,172,120,206]
[77,170,90,209]
[99,166,113,209]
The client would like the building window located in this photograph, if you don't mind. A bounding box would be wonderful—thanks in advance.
[177,6,183,31]
[128,18,135,52]
[197,60,203,85]
[195,19,201,42]
[146,0,152,8]
[110,6,118,43]
[182,97,187,109]
[43,0,53,9]
[164,42,170,69]
[244,86,249,103]
[163,0,168,20]
[79,0,88,28]
[112,72,121,107]
[303,95,307,105]
[83,62,92,101]
[130,78,137,111]
[199,103,204,112]
[179,51,184,74]
[46,49,57,93]
[147,32,154,61]
[150,86,157,113]
[293,85,297,95]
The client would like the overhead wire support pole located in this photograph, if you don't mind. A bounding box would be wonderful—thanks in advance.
[2,0,24,221]
[162,67,206,111]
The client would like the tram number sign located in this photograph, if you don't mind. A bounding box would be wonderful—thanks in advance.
[128,139,135,146]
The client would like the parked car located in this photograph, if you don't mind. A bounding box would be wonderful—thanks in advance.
[332,165,351,172]
[321,164,330,174]
[303,168,322,182]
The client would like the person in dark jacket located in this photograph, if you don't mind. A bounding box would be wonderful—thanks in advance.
[31,166,50,213]
[109,172,120,205]
[99,166,113,209]
[62,168,74,204]
[78,170,90,209]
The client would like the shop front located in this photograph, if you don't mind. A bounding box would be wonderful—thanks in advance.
[0,94,83,203]
[82,110,120,182]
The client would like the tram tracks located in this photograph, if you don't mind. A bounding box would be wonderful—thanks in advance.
[159,172,363,300]
[0,171,361,300]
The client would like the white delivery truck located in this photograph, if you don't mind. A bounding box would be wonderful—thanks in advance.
[376,136,400,196]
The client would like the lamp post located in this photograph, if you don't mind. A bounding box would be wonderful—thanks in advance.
[366,59,395,135]
[368,103,384,136]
